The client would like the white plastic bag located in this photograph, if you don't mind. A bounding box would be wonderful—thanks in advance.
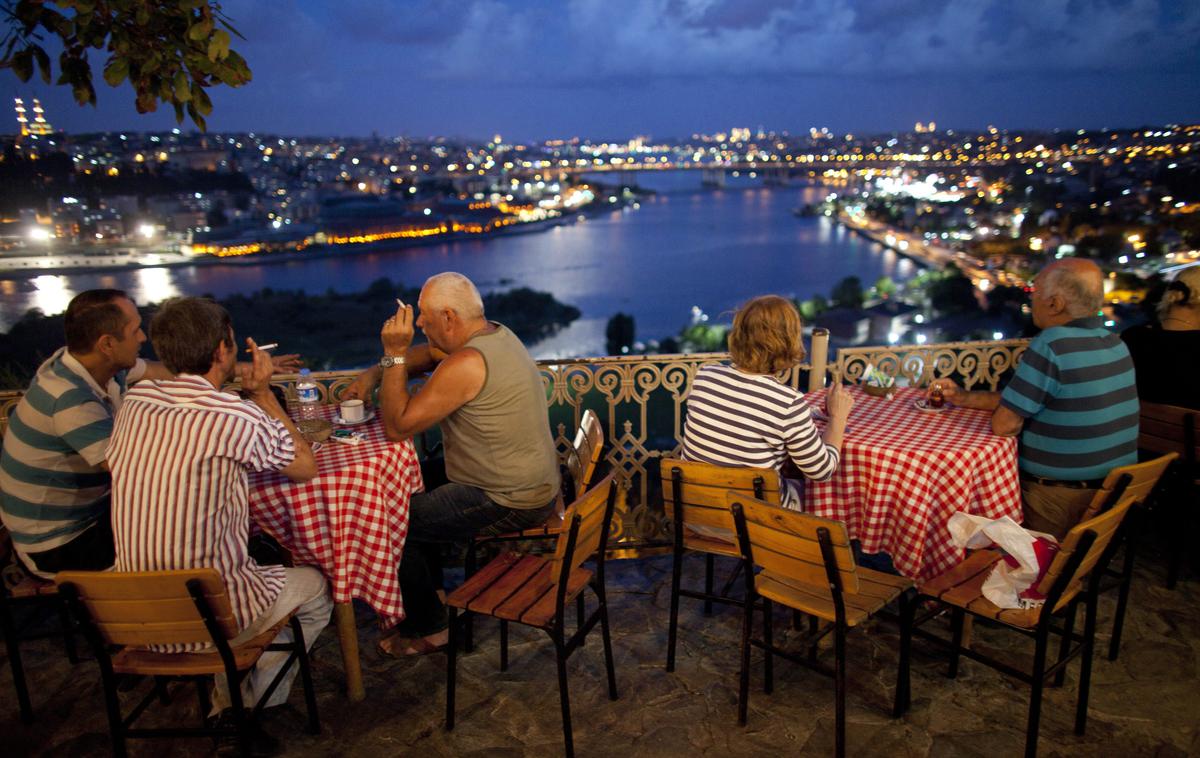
[946,513,1059,609]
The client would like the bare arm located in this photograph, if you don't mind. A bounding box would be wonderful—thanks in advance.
[376,304,483,440]
[241,338,316,481]
[342,343,447,402]
[927,380,1019,436]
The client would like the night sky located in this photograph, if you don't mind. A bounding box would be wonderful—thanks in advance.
[5,0,1200,141]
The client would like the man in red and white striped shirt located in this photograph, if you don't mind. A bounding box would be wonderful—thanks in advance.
[109,297,329,745]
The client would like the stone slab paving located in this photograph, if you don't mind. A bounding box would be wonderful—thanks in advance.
[3,539,1197,757]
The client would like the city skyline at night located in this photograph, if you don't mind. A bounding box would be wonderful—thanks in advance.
[2,0,1198,141]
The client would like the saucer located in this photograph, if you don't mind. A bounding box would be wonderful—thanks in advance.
[913,398,951,412]
[333,409,375,425]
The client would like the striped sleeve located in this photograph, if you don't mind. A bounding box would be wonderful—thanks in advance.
[241,406,296,473]
[51,392,113,467]
[781,402,840,481]
[1000,339,1058,419]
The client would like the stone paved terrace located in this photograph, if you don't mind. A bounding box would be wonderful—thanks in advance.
[4,534,1198,757]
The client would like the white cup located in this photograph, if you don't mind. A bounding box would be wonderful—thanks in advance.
[339,398,365,423]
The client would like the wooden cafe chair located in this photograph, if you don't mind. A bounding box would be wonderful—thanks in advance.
[1136,402,1198,589]
[462,409,605,650]
[444,473,620,758]
[659,457,782,672]
[0,524,79,723]
[56,568,320,758]
[1071,453,1176,661]
[911,492,1138,758]
[728,493,914,758]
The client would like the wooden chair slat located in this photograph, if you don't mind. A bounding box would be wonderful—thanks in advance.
[56,569,240,641]
[447,551,523,609]
[734,495,859,595]
[1138,403,1199,461]
[1036,497,1133,596]
[464,555,548,615]
[552,475,617,568]
[681,533,740,556]
[1081,453,1178,521]
[917,549,1001,597]
[492,563,556,622]
[514,567,594,628]
[81,597,238,626]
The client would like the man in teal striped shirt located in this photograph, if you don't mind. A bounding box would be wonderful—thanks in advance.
[929,259,1138,538]
[1,290,303,577]
[0,290,154,576]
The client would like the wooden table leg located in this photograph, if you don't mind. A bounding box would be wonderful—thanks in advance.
[334,602,366,702]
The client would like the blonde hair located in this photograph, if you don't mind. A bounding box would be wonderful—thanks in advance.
[1158,266,1200,320]
[728,295,805,374]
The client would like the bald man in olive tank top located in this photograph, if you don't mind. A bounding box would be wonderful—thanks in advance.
[345,272,560,655]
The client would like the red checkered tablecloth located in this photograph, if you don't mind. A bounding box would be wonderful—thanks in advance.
[248,406,423,628]
[804,386,1021,581]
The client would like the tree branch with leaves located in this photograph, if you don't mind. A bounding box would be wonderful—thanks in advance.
[1,0,252,131]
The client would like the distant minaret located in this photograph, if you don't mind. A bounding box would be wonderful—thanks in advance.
[14,97,53,139]
[29,98,52,135]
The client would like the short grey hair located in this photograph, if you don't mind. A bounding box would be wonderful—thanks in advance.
[423,272,485,319]
[1041,264,1103,318]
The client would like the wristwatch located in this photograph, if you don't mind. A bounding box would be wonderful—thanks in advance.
[379,355,406,369]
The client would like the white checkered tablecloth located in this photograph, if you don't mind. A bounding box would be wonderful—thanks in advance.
[804,386,1021,581]
[249,405,423,628]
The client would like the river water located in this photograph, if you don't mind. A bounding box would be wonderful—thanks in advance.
[0,172,919,357]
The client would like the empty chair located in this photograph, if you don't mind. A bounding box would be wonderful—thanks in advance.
[912,493,1137,758]
[728,492,914,758]
[56,568,319,758]
[1137,402,1198,588]
[1073,453,1175,660]
[660,457,782,672]
[445,474,621,758]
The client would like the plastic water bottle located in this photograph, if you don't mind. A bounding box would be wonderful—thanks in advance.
[294,368,321,421]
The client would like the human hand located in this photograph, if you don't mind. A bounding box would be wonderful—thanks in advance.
[240,338,275,397]
[381,302,414,356]
[825,382,855,421]
[927,379,965,405]
[270,353,304,374]
[342,370,379,403]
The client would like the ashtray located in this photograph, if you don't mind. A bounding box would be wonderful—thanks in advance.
[296,418,332,442]
[861,383,896,398]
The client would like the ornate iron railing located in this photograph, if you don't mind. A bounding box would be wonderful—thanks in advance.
[0,333,1032,549]
[832,339,1029,391]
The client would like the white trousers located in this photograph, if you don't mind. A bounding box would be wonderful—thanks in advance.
[211,566,333,713]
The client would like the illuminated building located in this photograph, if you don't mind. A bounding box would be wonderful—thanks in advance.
[14,97,53,138]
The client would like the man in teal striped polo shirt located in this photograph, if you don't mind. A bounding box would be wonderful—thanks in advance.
[1,290,303,578]
[929,259,1138,538]
[0,290,163,577]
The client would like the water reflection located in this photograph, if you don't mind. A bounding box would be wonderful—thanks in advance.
[0,174,927,357]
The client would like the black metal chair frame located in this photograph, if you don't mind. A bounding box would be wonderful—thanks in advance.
[58,578,320,758]
[910,526,1117,758]
[1164,411,1196,589]
[0,576,78,723]
[445,483,619,758]
[731,502,915,758]
[665,465,768,673]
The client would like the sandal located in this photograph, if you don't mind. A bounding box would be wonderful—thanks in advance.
[377,630,448,658]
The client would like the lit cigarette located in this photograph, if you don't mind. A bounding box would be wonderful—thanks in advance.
[395,298,406,308]
[246,342,278,352]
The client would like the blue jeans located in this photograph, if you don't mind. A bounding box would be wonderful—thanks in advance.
[397,480,556,636]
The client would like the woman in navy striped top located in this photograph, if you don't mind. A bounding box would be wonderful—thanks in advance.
[682,295,853,509]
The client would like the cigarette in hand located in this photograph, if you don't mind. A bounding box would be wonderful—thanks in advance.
[246,343,278,353]
[395,298,406,308]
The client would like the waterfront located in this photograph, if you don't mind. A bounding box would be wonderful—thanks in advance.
[0,173,919,358]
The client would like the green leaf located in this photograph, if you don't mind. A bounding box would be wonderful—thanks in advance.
[187,102,207,132]
[32,46,51,84]
[103,57,129,87]
[193,86,213,116]
[207,29,230,61]
[11,49,34,82]
[173,70,192,101]
[173,101,185,123]
[187,19,213,41]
